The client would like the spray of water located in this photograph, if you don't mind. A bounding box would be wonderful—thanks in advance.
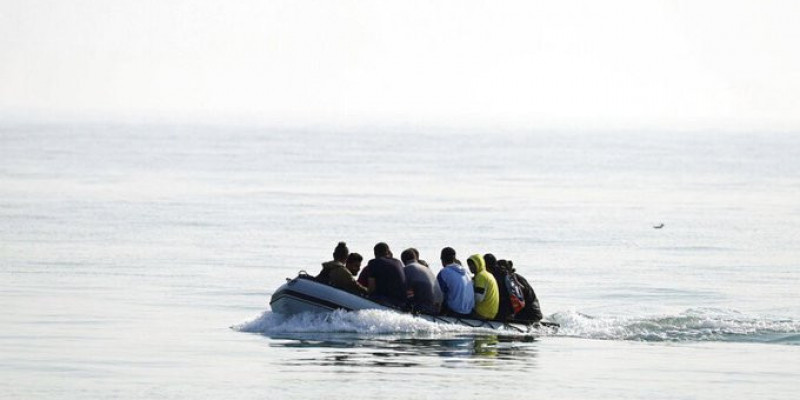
[234,309,522,336]
[235,307,799,344]
[551,308,800,343]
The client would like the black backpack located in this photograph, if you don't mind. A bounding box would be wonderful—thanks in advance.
[504,272,526,315]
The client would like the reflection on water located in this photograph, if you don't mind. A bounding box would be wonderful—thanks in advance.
[265,333,539,369]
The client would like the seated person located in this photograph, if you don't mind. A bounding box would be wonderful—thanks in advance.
[356,263,370,287]
[401,248,442,314]
[328,253,367,295]
[484,253,512,321]
[316,242,348,283]
[362,242,407,307]
[436,247,474,317]
[505,260,543,322]
[467,254,499,320]
[408,248,429,267]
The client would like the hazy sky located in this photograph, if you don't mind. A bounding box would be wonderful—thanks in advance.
[2,0,799,130]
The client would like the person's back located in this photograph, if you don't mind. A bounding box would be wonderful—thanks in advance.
[468,254,499,320]
[485,254,512,321]
[316,241,348,284]
[436,247,474,316]
[401,249,441,314]
[509,262,543,322]
[364,242,407,307]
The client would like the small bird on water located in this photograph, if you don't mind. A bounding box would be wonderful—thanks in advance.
[653,223,664,229]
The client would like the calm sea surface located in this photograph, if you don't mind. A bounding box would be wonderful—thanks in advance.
[1,123,799,399]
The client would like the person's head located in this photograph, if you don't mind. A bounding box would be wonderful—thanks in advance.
[484,253,497,273]
[333,242,349,262]
[374,242,391,258]
[467,254,485,274]
[410,247,430,267]
[400,248,418,265]
[440,247,456,266]
[346,253,363,275]
[507,260,515,273]
[496,259,508,273]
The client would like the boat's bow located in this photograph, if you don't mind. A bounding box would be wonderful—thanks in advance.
[270,276,389,315]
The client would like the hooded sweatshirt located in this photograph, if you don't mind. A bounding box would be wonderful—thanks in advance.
[316,260,345,284]
[469,254,500,320]
[328,264,368,296]
[436,262,474,315]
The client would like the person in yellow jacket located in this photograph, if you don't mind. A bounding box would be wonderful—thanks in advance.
[467,254,499,320]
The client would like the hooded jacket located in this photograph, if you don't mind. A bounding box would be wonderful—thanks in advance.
[329,264,368,296]
[514,272,543,322]
[316,260,345,284]
[436,262,474,315]
[469,254,500,320]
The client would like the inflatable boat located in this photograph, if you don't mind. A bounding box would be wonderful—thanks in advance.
[270,274,558,334]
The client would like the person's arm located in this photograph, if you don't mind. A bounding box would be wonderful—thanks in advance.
[437,272,448,295]
[474,273,490,304]
[474,281,487,304]
[368,277,377,294]
[347,275,368,295]
[332,268,367,295]
[356,265,370,287]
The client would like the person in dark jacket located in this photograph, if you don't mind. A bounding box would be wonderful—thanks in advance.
[485,253,512,321]
[506,260,543,322]
[362,242,407,307]
[316,242,348,284]
[328,253,367,295]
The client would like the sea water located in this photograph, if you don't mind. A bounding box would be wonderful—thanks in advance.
[1,123,798,399]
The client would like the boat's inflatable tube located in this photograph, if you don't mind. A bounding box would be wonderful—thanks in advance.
[270,275,550,333]
[271,276,391,314]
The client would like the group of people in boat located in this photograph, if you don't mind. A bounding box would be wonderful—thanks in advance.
[315,241,543,323]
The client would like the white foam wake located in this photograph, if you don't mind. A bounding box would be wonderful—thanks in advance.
[234,307,799,344]
[551,308,800,343]
[234,309,520,336]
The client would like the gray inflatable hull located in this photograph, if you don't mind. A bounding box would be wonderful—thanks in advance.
[270,276,544,333]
